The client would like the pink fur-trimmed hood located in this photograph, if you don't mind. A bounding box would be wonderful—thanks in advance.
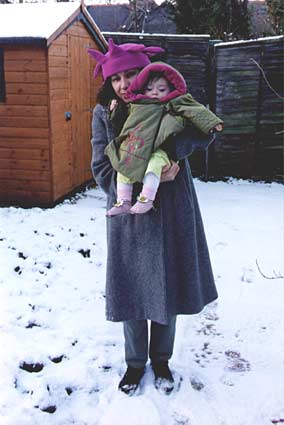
[126,62,187,102]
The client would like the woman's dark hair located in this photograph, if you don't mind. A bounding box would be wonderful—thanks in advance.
[96,77,119,106]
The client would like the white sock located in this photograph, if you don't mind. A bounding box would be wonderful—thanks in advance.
[142,172,160,200]
[117,182,133,202]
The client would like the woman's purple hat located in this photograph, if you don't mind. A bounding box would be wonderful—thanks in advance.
[88,39,164,81]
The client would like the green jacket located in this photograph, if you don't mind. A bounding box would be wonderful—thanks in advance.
[105,94,223,183]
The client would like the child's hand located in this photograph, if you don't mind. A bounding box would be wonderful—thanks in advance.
[110,99,118,112]
[209,124,223,134]
[213,124,223,132]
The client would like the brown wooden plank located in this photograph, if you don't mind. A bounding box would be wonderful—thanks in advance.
[0,158,50,171]
[6,83,48,95]
[0,117,48,128]
[69,34,94,41]
[48,56,68,68]
[50,113,70,128]
[0,148,49,160]
[0,190,52,205]
[0,138,48,149]
[4,48,46,61]
[49,78,68,90]
[49,99,69,116]
[5,60,47,72]
[50,126,70,142]
[48,67,68,79]
[0,127,49,138]
[0,168,50,181]
[53,162,71,179]
[50,89,68,101]
[5,94,48,106]
[52,143,71,170]
[64,32,95,188]
[53,171,72,199]
[67,24,90,37]
[51,148,71,192]
[51,34,67,46]
[70,34,81,187]
[82,38,93,184]
[0,105,48,117]
[48,44,68,57]
[0,178,51,192]
[5,71,48,84]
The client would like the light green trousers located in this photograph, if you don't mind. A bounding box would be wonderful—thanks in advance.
[117,148,171,184]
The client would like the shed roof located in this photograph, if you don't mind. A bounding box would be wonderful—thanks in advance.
[0,3,79,39]
[0,2,107,50]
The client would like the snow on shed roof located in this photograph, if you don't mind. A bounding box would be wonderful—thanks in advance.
[0,2,80,39]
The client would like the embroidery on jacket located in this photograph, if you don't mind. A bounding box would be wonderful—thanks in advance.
[120,123,146,166]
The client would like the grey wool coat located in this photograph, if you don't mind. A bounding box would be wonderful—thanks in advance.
[91,103,218,325]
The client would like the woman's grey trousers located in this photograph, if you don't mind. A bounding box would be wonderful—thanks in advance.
[123,316,177,368]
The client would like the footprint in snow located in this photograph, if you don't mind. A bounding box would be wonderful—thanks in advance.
[78,248,91,258]
[240,267,254,283]
[204,311,219,321]
[35,405,57,414]
[190,377,205,391]
[214,241,228,252]
[14,266,22,275]
[224,350,251,372]
[173,412,192,425]
[20,362,44,373]
[25,321,41,329]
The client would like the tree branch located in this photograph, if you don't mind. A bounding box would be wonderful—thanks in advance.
[256,259,284,280]
[250,58,284,100]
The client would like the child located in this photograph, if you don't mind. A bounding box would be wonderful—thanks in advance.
[105,62,223,216]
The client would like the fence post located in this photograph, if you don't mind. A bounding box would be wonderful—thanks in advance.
[207,40,221,181]
[254,44,264,179]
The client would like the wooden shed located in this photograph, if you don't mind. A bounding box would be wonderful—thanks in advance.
[0,3,107,207]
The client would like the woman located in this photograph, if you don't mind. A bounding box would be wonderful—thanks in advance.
[88,39,218,396]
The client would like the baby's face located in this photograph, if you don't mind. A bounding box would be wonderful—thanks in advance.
[144,77,171,100]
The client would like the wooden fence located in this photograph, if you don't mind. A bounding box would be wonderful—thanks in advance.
[103,32,211,105]
[213,36,283,181]
[104,32,284,181]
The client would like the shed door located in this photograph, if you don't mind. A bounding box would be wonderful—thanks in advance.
[68,34,92,188]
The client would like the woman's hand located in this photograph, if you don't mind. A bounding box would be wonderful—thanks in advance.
[160,161,180,182]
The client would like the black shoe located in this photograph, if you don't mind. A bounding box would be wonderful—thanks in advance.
[118,366,145,395]
[151,361,174,394]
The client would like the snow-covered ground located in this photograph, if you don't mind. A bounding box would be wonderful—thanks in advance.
[0,179,283,425]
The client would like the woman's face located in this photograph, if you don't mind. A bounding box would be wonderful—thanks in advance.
[110,69,139,102]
